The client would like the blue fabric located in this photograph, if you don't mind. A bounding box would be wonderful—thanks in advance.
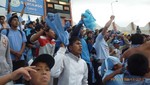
[46,13,69,45]
[100,56,121,77]
[113,39,120,44]
[101,56,123,85]
[64,21,71,31]
[26,15,31,24]
[24,28,32,36]
[81,38,91,64]
[80,38,96,83]
[82,9,96,31]
[87,43,93,52]
[103,70,123,85]
[1,29,27,60]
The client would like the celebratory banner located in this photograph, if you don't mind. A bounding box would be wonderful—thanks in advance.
[6,0,44,16]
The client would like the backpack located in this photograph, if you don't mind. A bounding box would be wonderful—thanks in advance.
[0,28,23,37]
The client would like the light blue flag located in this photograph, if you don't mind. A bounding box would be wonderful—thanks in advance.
[26,15,31,24]
[45,13,69,45]
[64,21,71,31]
[82,9,96,31]
[81,38,96,83]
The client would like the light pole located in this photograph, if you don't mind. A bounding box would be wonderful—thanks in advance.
[111,0,118,31]
[111,0,118,15]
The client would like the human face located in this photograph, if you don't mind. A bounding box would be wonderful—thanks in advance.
[0,17,5,24]
[30,62,50,85]
[87,32,93,38]
[114,43,120,49]
[69,40,82,57]
[11,18,19,28]
[46,29,56,39]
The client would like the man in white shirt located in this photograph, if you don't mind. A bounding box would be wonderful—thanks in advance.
[93,15,115,63]
[51,36,88,85]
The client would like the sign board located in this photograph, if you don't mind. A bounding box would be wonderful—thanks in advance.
[60,0,69,2]
[6,0,44,16]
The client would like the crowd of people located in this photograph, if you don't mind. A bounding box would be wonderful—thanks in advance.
[0,0,150,85]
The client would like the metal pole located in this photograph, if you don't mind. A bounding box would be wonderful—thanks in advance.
[111,0,118,15]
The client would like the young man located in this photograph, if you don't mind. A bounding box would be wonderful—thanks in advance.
[51,36,88,85]
[93,15,115,63]
[7,0,26,30]
[1,15,27,84]
[30,26,56,56]
[91,15,115,85]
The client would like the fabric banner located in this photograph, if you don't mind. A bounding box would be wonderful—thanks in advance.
[6,0,44,16]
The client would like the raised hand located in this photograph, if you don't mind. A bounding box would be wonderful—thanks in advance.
[110,15,115,20]
[10,66,37,81]
[24,2,27,7]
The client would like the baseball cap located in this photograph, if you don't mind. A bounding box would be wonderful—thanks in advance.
[28,54,55,69]
[113,39,120,44]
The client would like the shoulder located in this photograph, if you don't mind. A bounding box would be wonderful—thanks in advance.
[80,58,88,66]
[1,29,7,33]
[1,34,8,39]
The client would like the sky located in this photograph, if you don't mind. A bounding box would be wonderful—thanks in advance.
[71,0,150,27]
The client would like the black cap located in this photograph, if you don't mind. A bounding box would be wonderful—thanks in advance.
[31,54,55,69]
[8,15,18,27]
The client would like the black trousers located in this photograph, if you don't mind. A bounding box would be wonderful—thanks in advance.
[92,60,104,85]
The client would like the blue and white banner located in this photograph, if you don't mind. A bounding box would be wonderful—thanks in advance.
[6,0,44,16]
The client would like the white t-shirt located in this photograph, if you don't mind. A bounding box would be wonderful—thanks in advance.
[93,33,109,59]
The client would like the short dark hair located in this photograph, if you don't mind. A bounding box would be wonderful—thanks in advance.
[130,33,144,45]
[127,53,149,76]
[99,28,104,33]
[8,16,18,27]
[0,15,5,19]
[69,36,80,46]
[35,24,44,32]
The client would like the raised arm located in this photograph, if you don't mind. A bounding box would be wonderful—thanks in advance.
[51,46,66,78]
[102,15,115,35]
[30,29,45,42]
[102,68,122,84]
[20,2,26,17]
[70,20,83,37]
[7,0,11,14]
